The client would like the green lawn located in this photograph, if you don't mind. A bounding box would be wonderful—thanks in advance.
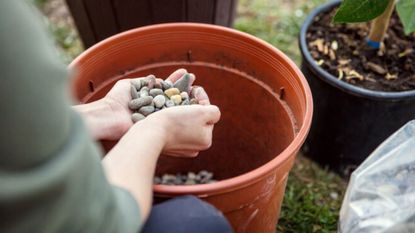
[38,0,347,232]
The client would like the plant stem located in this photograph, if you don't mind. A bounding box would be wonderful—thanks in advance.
[367,0,396,48]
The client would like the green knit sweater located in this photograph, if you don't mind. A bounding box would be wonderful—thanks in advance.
[0,1,140,232]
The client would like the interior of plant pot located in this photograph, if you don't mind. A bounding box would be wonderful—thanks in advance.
[81,63,295,180]
[72,24,308,181]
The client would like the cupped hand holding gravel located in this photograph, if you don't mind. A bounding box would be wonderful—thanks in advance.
[142,104,221,157]
[74,68,211,141]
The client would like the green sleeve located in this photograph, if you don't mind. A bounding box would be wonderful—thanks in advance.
[0,1,141,232]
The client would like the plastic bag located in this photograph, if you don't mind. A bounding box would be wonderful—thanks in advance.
[338,120,415,233]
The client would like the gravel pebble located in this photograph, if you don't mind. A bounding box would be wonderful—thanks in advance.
[180,91,189,100]
[174,73,191,93]
[160,80,172,90]
[140,86,149,97]
[165,100,175,108]
[130,85,139,99]
[170,95,182,105]
[155,171,216,185]
[164,88,180,98]
[146,75,156,89]
[131,79,142,91]
[190,98,199,105]
[131,113,145,123]
[149,88,164,97]
[181,99,190,105]
[138,105,155,116]
[153,95,166,108]
[128,96,153,110]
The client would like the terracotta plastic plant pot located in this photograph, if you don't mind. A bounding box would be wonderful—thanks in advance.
[70,23,312,233]
[299,0,415,176]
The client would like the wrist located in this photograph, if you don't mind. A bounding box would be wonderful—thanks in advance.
[74,99,130,140]
[129,116,168,151]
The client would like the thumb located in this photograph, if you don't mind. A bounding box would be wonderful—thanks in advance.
[203,105,221,125]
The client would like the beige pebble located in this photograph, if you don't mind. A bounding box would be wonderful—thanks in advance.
[170,95,182,105]
[180,91,189,100]
[164,88,180,98]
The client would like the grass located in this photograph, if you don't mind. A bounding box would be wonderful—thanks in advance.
[38,0,347,232]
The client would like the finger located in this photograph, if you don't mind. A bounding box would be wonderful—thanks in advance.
[166,68,187,83]
[191,86,210,105]
[204,105,221,124]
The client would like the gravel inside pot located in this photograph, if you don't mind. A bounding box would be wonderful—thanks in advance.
[154,170,217,185]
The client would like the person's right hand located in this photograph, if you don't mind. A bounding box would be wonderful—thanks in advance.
[135,104,221,157]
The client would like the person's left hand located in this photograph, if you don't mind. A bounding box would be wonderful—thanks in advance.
[101,68,190,140]
[75,68,211,141]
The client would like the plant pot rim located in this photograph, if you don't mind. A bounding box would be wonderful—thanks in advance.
[71,22,313,196]
[299,0,415,101]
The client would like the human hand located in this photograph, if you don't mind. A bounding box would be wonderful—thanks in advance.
[133,104,221,157]
[75,68,211,141]
[96,68,190,140]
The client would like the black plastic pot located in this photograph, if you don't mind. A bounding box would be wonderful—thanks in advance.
[299,0,415,176]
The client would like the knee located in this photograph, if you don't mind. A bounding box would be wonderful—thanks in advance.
[141,195,233,233]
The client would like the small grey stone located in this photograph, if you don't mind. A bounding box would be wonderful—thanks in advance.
[146,75,156,89]
[139,105,155,116]
[181,99,190,105]
[140,86,149,97]
[131,79,142,91]
[166,80,173,86]
[174,73,191,93]
[128,96,153,110]
[140,79,148,87]
[130,85,139,99]
[160,80,172,90]
[131,113,145,123]
[165,100,175,108]
[153,95,166,108]
[180,91,189,100]
[149,88,164,97]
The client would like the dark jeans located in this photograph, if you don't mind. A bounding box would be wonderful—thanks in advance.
[141,195,233,233]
